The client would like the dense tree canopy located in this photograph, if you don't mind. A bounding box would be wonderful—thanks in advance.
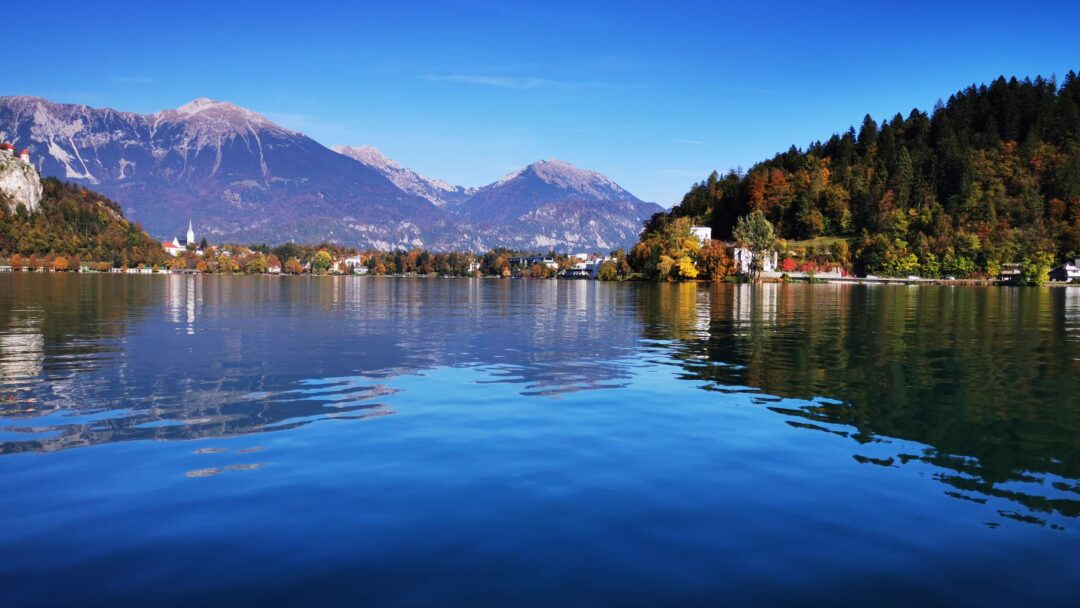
[644,73,1080,277]
[0,178,166,267]
[630,216,732,282]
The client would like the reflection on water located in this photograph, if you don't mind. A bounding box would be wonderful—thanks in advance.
[1,274,1080,605]
[2,275,1077,528]
[0,316,43,384]
[641,283,1080,526]
[0,275,645,453]
[166,274,200,334]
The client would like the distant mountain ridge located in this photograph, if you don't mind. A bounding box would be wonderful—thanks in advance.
[460,158,647,222]
[452,159,662,251]
[333,145,477,208]
[0,96,661,252]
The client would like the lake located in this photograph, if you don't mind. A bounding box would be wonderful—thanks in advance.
[1,274,1078,606]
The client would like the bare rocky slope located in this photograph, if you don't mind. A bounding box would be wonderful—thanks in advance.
[0,150,42,213]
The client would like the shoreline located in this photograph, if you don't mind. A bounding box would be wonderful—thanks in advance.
[2,266,1077,287]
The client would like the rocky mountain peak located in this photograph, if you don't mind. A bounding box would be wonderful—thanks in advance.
[495,158,639,203]
[334,144,475,207]
[157,98,283,134]
[334,145,400,172]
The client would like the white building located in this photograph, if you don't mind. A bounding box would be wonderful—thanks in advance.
[163,239,186,256]
[342,256,369,274]
[1049,258,1080,282]
[163,220,200,256]
[691,226,712,245]
[510,256,559,271]
[566,256,613,278]
[733,247,778,274]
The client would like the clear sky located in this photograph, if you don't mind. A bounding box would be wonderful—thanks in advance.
[6,0,1079,205]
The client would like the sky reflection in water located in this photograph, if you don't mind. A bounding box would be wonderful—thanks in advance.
[1,274,1078,606]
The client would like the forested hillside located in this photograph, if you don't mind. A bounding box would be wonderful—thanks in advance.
[647,73,1080,276]
[0,178,166,268]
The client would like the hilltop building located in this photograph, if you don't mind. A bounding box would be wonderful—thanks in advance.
[0,143,31,165]
[0,142,42,214]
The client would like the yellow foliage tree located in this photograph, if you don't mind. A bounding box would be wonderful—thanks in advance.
[678,256,698,280]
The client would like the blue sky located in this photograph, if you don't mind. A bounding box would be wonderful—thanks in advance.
[6,0,1079,205]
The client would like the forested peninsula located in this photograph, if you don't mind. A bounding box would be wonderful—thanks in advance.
[638,73,1080,279]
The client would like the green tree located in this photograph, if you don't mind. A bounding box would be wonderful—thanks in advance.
[245,253,268,274]
[312,250,333,274]
[597,260,619,281]
[732,211,778,282]
[1019,252,1055,285]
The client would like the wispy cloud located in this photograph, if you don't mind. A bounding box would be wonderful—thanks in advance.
[422,74,615,90]
[675,138,704,145]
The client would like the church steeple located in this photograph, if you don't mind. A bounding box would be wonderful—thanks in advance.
[186,220,195,246]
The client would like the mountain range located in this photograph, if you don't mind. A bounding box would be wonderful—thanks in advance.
[0,96,662,251]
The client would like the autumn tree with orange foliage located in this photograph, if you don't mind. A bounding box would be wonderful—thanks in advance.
[698,241,734,281]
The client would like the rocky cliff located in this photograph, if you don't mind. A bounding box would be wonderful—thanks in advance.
[0,153,42,213]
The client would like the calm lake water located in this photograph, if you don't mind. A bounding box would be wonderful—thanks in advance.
[1,274,1078,606]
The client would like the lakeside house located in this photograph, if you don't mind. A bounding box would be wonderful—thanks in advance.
[1049,258,1080,282]
[732,246,779,274]
[565,255,614,279]
[341,255,368,274]
[999,263,1023,284]
[510,256,559,271]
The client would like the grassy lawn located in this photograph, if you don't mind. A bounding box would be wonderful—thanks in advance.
[782,236,851,249]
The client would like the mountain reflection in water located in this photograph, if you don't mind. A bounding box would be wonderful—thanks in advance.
[1,274,1078,529]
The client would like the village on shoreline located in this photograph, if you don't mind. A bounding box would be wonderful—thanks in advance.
[3,219,1077,287]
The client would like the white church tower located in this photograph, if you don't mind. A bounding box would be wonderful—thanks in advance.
[186,220,195,246]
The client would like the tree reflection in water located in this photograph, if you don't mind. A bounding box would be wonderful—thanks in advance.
[639,282,1080,525]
